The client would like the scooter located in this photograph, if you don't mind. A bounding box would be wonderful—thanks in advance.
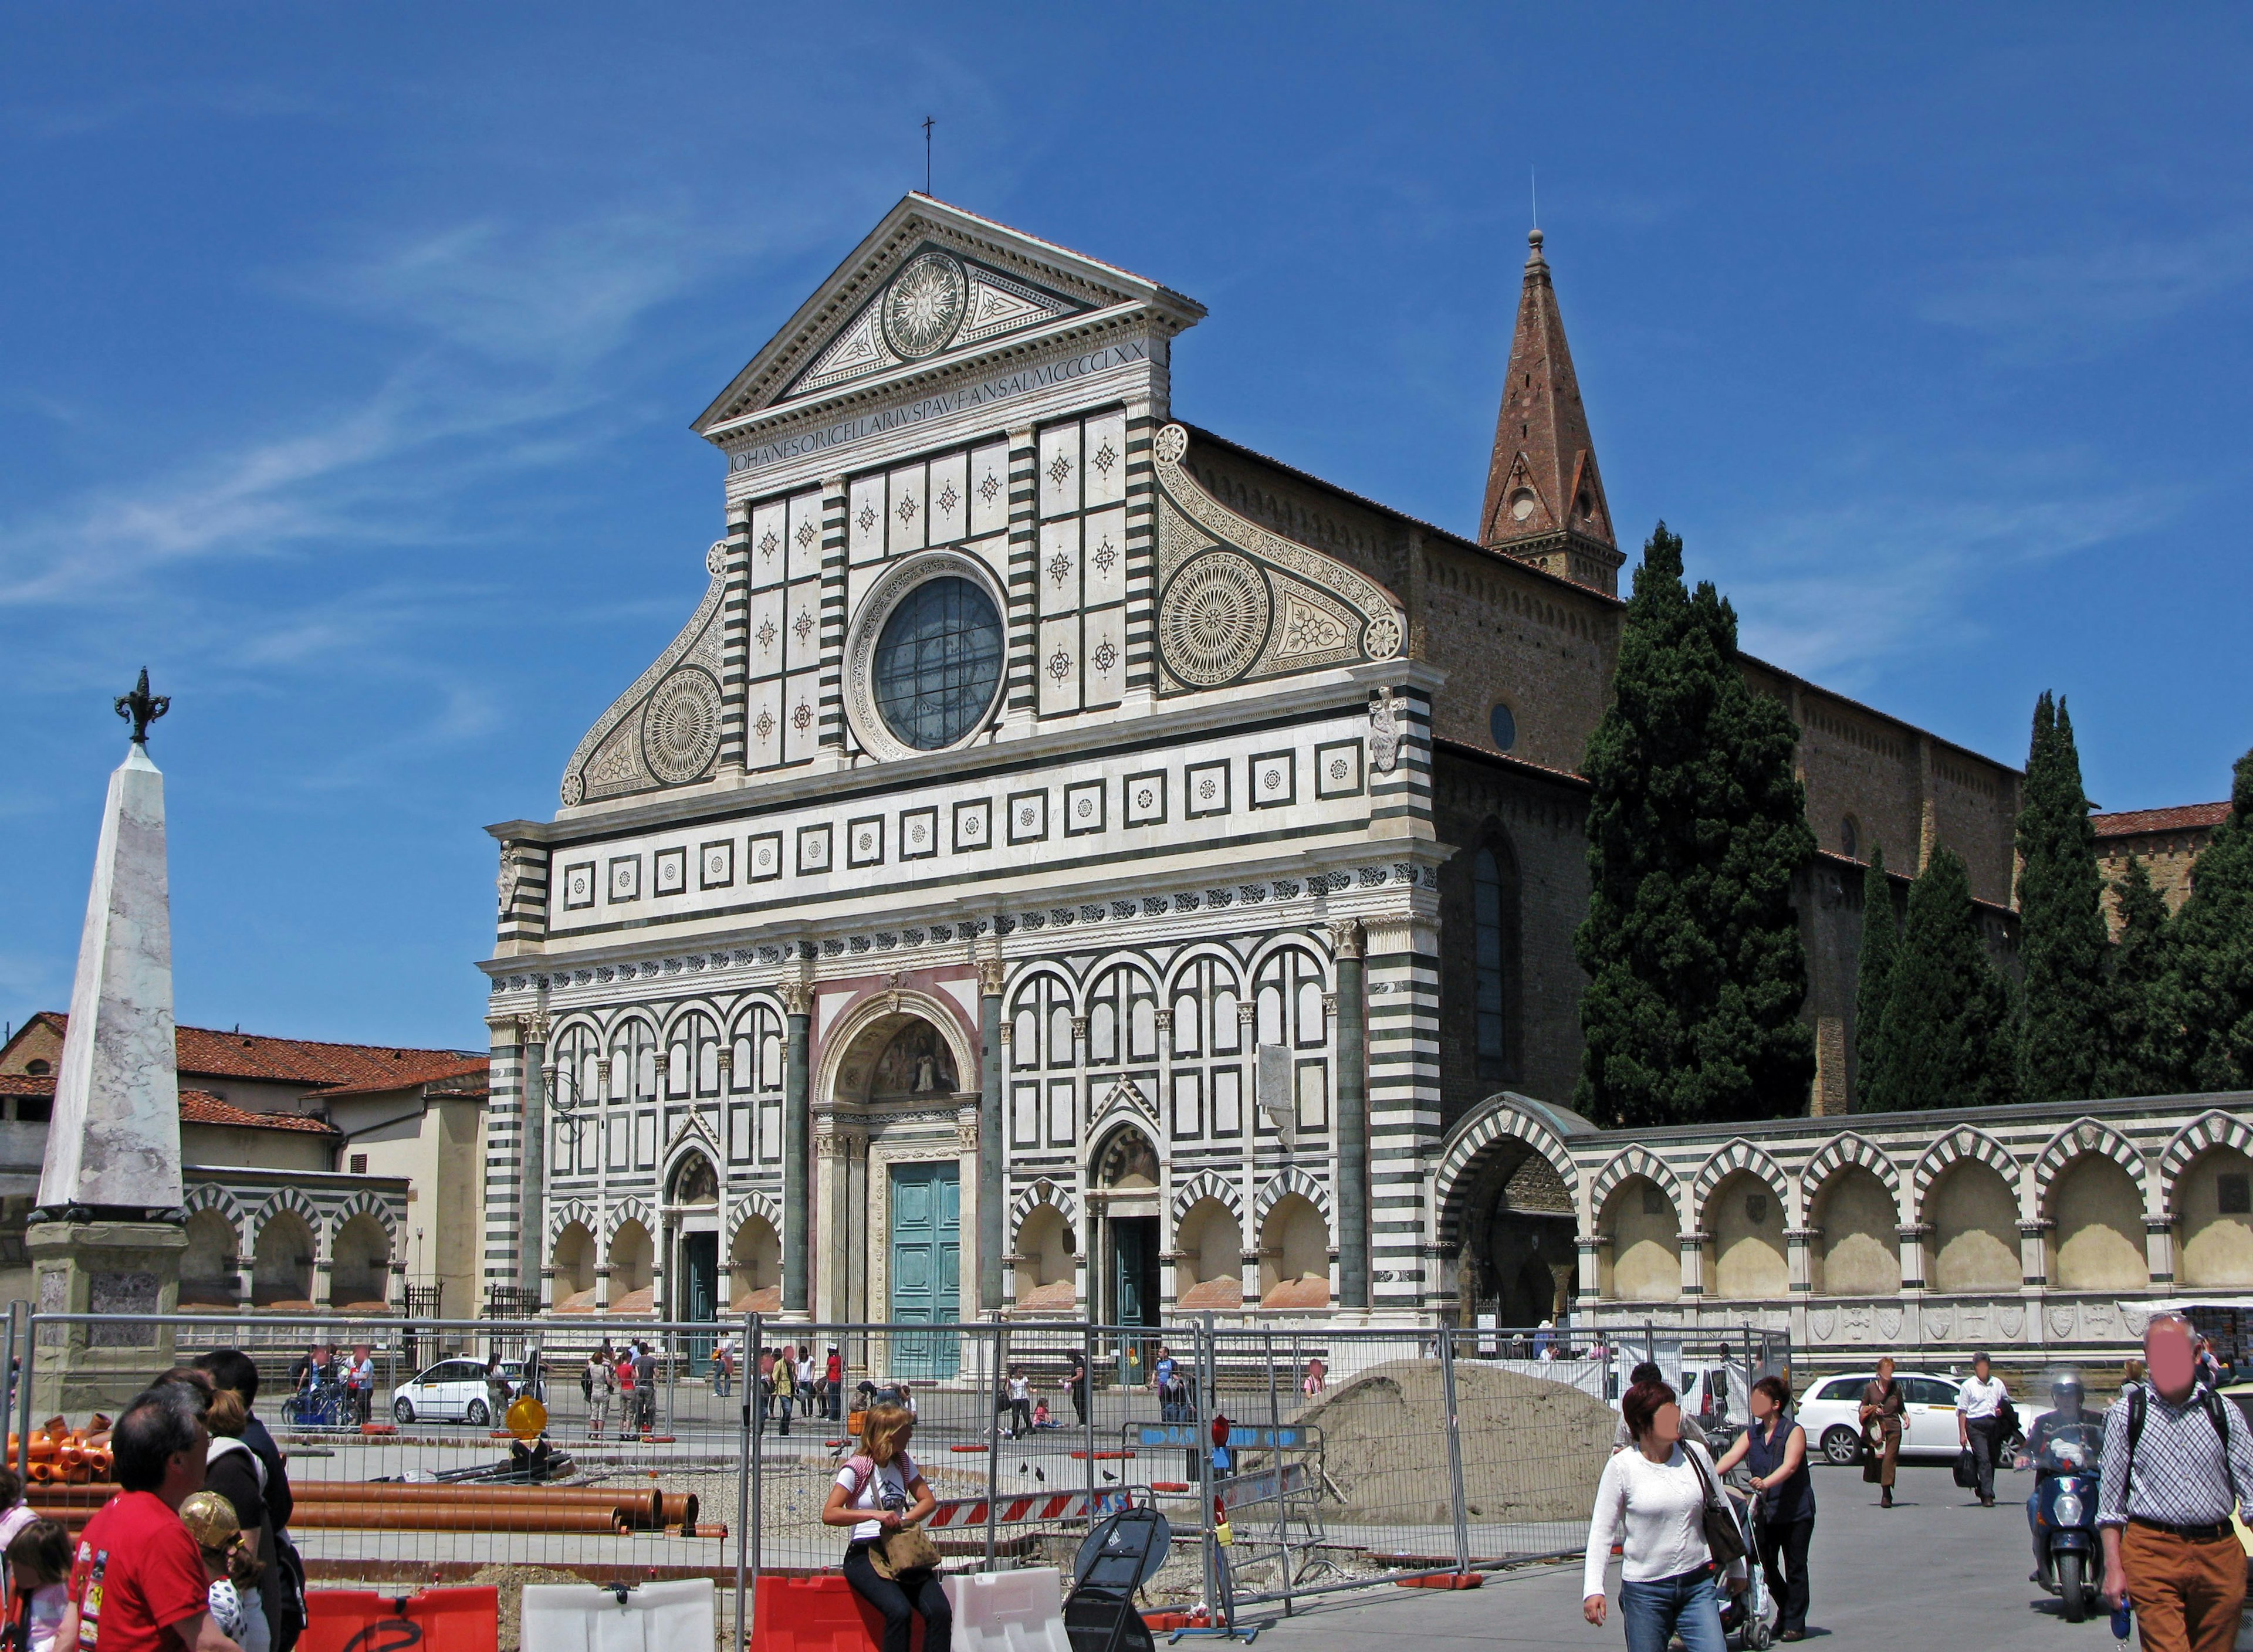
[2027,1418,2104,1623]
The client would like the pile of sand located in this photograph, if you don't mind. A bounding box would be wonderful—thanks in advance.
[1291,1359,1612,1525]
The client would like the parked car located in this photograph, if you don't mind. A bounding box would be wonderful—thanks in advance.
[391,1358,525,1426]
[1799,1370,1966,1464]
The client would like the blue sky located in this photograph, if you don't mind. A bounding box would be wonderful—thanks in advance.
[4,5,2249,1051]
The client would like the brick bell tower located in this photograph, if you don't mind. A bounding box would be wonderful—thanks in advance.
[1479,228,1625,595]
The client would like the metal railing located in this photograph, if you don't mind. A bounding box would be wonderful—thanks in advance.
[0,1305,1788,1645]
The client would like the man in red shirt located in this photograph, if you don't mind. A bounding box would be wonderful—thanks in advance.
[55,1387,238,1651]
[826,1348,844,1421]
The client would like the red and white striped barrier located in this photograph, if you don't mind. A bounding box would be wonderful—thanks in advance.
[923,1488,1135,1530]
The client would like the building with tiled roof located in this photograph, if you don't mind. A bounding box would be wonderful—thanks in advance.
[2092,800,2231,936]
[0,1016,487,1319]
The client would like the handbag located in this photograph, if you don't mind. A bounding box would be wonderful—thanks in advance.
[1953,1448,1979,1489]
[871,1522,943,1580]
[1686,1446,1747,1566]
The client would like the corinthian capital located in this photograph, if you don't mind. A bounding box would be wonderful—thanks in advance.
[1327,919,1364,960]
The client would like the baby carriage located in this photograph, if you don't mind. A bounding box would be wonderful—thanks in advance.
[1714,1483,1775,1651]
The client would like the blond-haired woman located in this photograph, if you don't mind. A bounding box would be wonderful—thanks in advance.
[823,1404,949,1652]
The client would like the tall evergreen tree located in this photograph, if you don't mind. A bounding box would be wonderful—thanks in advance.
[1854,847,1900,1111]
[1877,847,2018,1109]
[2101,856,2180,1096]
[2014,693,2115,1103]
[2171,748,2253,1092]
[1574,523,1818,1128]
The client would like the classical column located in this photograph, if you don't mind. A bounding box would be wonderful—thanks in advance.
[782,981,813,1316]
[2146,1217,2176,1288]
[517,1011,550,1299]
[979,956,1007,1313]
[1678,1230,1710,1299]
[594,1262,612,1312]
[2019,1219,2052,1290]
[1330,919,1369,1309]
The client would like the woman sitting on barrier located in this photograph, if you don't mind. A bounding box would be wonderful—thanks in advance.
[824,1403,949,1652]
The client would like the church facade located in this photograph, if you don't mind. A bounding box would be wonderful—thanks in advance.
[477,197,2248,1356]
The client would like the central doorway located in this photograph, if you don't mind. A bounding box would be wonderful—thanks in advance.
[888,1161,960,1377]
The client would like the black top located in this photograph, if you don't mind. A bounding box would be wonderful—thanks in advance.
[1744,1410,1816,1524]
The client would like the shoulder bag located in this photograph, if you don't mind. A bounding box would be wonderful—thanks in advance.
[1684,1445,1747,1566]
[847,1457,943,1579]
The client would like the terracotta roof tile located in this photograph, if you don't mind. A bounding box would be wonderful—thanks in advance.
[177,1089,339,1134]
[30,1014,482,1090]
[2092,802,2231,838]
[313,1057,490,1099]
[0,1074,54,1097]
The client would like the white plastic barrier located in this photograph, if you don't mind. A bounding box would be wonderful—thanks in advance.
[943,1566,1070,1652]
[520,1578,716,1650]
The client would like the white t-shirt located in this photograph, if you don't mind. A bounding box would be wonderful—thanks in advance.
[1959,1375,2008,1421]
[835,1451,922,1541]
[23,1582,66,1652]
[1583,1440,1747,1599]
[1007,1376,1031,1402]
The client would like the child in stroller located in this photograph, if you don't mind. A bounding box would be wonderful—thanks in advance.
[1713,1481,1776,1651]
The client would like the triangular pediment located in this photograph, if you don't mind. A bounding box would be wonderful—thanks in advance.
[695,195,1204,438]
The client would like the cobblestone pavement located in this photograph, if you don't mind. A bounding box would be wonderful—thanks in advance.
[1224,1463,2141,1651]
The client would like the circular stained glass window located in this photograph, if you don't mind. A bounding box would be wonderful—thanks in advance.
[872,576,1003,750]
[1489,701,1517,751]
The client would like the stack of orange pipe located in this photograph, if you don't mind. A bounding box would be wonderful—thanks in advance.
[26,1478,715,1538]
[12,1416,113,1485]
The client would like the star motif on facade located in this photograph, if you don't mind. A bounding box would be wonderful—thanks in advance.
[978,472,1002,505]
[858,505,877,532]
[1136,788,1155,810]
[1092,639,1118,675]
[793,610,815,642]
[1094,442,1117,476]
[1330,759,1348,780]
[759,531,780,560]
[1264,769,1281,790]
[1047,649,1071,681]
[757,620,777,650]
[937,483,960,514]
[797,519,818,549]
[1199,777,1217,801]
[792,702,813,730]
[1047,453,1074,486]
[1047,551,1073,587]
[1093,539,1118,574]
[896,493,919,525]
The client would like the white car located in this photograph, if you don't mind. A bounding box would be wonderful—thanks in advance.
[391,1358,524,1426]
[1798,1370,1967,1464]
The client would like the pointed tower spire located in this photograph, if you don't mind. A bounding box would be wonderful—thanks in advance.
[1479,229,1625,595]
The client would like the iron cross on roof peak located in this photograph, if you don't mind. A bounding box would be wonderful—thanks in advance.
[114,667,170,746]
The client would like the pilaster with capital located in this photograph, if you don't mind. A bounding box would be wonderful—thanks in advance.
[977,952,1006,1312]
[1328,918,1369,1309]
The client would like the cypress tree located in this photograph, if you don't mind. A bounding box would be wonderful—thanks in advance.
[2172,748,2253,1091]
[1879,847,2018,1110]
[1574,522,1818,1128]
[2014,693,2114,1103]
[2101,856,2180,1096]
[1854,846,1899,1111]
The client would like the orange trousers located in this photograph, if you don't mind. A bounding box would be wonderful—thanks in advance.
[2121,1522,2248,1652]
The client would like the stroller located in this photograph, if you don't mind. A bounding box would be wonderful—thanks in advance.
[1714,1482,1776,1651]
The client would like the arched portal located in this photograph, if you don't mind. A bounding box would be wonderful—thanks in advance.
[608,1220,655,1314]
[552,1221,597,1311]
[1443,1129,1578,1327]
[1175,1197,1243,1310]
[731,1216,782,1311]
[1089,1125,1161,1332]
[330,1214,392,1311]
[665,1150,722,1329]
[1259,1193,1330,1308]
[1013,1205,1076,1312]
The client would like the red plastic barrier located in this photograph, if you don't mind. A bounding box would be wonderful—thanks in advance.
[1396,1573,1483,1589]
[303,1586,500,1651]
[750,1573,922,1652]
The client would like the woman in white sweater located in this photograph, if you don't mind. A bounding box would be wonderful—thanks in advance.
[1582,1379,1745,1652]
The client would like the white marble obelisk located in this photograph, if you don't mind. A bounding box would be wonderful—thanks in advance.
[37,740,184,1214]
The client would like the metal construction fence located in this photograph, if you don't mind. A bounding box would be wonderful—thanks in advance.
[0,1306,1789,1647]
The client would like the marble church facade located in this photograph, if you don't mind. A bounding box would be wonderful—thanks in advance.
[476,197,2249,1354]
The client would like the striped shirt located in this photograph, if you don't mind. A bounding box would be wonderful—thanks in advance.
[2096,1387,2253,1529]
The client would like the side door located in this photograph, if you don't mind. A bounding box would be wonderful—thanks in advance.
[1905,1377,1960,1453]
[439,1360,480,1420]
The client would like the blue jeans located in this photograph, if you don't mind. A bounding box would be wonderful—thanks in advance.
[1618,1566,1728,1652]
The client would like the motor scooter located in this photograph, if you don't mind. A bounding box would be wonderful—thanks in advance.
[2027,1417,2104,1622]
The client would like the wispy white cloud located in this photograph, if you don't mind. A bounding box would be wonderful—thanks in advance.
[1922,218,2253,361]
[1721,478,2163,685]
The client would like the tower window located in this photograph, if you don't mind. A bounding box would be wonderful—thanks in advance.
[23,1059,49,1076]
[1474,847,1507,1081]
[1841,816,1860,860]
[1489,702,1517,751]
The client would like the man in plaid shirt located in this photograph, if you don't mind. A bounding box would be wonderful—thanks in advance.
[2098,1314,2253,1652]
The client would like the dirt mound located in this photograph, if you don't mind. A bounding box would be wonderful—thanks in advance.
[1294,1358,1612,1525]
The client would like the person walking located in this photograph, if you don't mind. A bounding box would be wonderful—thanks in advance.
[2099,1312,2253,1652]
[714,1336,735,1400]
[775,1344,797,1436]
[827,1348,845,1421]
[825,1404,948,1652]
[483,1354,512,1430]
[1714,1376,1815,1642]
[1583,1377,1745,1652]
[1005,1366,1033,1440]
[797,1348,818,1428]
[1859,1358,1904,1508]
[634,1341,659,1434]
[1957,1352,2010,1508]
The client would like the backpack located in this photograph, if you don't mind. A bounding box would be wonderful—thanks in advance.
[2125,1386,2242,1507]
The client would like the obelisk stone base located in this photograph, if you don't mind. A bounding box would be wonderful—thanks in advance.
[28,1217,185,1419]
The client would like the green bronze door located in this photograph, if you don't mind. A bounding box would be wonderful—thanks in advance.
[888,1162,960,1377]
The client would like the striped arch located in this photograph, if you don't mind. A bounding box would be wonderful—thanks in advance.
[2034,1118,2149,1211]
[726,1190,782,1248]
[549,1197,599,1249]
[182,1184,248,1251]
[1591,1147,1683,1224]
[727,992,788,1038]
[1693,1140,1793,1229]
[1801,1132,1901,1219]
[1247,932,1330,981]
[332,1189,398,1244]
[1433,1094,1582,1246]
[1911,1125,2020,1214]
[657,996,726,1042]
[1010,1177,1080,1231]
[1171,1170,1243,1223]
[2160,1111,2253,1214]
[605,1196,655,1243]
[250,1186,323,1247]
[1008,961,1082,1010]
[1255,1167,1331,1224]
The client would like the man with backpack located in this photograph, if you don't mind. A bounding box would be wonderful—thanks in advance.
[2099,1312,2253,1652]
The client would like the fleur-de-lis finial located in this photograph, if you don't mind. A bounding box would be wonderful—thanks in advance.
[114,668,171,746]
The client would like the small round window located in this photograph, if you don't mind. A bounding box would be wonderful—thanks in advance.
[1489,701,1518,751]
[871,576,1004,751]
